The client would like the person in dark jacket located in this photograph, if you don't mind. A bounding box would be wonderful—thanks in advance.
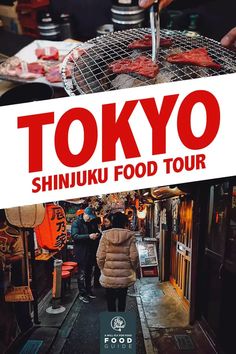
[71,207,100,303]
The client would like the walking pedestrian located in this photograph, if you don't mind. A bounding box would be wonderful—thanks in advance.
[96,212,139,312]
[71,207,100,303]
[91,216,102,288]
[101,213,112,231]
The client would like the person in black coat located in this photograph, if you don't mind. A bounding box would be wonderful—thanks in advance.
[71,207,100,303]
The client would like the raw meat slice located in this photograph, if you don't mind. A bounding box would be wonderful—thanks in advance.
[68,48,87,62]
[27,62,45,75]
[46,71,61,83]
[0,58,44,78]
[14,61,44,79]
[35,47,59,61]
[45,64,66,83]
[0,65,8,76]
[166,47,221,69]
[0,57,22,76]
[67,44,95,62]
[45,68,61,83]
[45,63,71,83]
[160,38,173,47]
[4,64,18,76]
[7,56,22,67]
[109,56,159,78]
[15,67,42,79]
[128,35,173,49]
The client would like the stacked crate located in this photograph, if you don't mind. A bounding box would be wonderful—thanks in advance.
[16,0,49,38]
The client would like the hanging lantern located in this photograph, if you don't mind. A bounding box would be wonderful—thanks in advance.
[5,204,46,300]
[35,203,67,251]
[5,204,45,228]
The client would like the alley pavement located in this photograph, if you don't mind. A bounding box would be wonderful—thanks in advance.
[60,285,146,354]
[12,277,216,354]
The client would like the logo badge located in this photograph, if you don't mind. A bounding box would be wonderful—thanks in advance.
[110,316,126,332]
[100,312,136,354]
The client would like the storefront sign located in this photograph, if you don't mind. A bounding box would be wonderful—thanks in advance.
[137,240,158,267]
[35,203,67,250]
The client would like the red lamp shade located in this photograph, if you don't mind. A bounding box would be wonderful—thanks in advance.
[35,204,67,250]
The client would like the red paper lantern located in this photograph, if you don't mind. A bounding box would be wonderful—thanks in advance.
[35,203,67,250]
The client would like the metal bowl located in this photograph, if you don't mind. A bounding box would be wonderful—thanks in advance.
[0,82,54,106]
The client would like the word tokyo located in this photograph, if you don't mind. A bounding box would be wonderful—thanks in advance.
[17,90,220,192]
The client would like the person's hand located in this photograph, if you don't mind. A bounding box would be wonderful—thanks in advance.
[139,0,173,10]
[221,27,236,50]
[89,233,99,240]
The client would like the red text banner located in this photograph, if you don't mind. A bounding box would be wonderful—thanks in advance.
[0,73,235,208]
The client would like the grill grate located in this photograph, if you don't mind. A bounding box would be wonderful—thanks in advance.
[62,28,236,96]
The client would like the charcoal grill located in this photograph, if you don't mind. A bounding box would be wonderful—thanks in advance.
[61,28,236,96]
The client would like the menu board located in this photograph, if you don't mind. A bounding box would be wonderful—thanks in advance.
[136,241,158,267]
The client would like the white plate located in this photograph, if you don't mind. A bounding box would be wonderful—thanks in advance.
[0,39,80,88]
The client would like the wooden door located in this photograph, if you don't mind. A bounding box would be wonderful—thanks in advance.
[201,180,236,353]
[170,199,193,306]
[220,184,236,354]
[201,183,228,339]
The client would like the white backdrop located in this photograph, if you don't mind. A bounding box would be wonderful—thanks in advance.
[0,73,235,208]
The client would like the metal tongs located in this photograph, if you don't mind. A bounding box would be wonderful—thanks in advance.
[149,0,160,62]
